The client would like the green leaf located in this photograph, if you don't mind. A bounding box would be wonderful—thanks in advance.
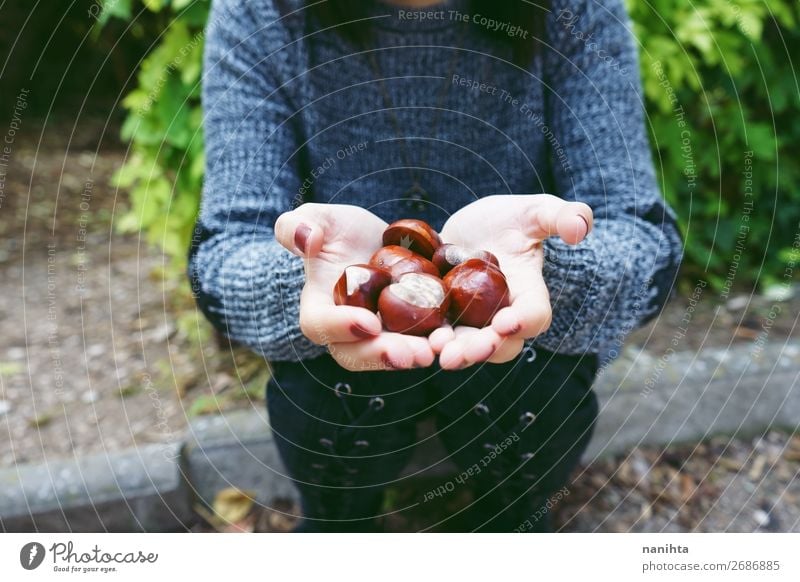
[188,394,223,416]
[112,156,145,188]
[98,0,132,25]
[143,0,167,12]
[737,10,764,41]
[0,362,23,376]
[172,0,195,10]
[745,123,777,160]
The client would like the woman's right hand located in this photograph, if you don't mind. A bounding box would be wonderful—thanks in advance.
[275,203,435,371]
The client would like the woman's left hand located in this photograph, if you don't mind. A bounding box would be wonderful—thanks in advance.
[430,194,593,370]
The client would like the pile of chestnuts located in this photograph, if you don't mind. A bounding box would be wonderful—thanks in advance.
[333,219,510,336]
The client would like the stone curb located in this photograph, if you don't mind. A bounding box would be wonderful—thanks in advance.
[0,442,189,532]
[1,340,798,531]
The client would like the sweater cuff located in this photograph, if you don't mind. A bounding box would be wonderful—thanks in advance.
[190,231,327,362]
[532,236,603,354]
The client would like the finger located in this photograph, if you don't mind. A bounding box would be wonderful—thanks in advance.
[429,324,455,354]
[487,337,525,364]
[328,333,435,372]
[527,198,593,245]
[491,298,552,340]
[274,209,325,258]
[491,262,552,339]
[438,326,482,370]
[461,326,506,364]
[459,327,524,365]
[439,326,520,369]
[438,338,467,370]
[299,286,382,344]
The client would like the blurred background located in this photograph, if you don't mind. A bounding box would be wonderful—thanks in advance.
[0,0,798,533]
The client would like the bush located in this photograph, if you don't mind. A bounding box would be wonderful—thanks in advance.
[102,0,209,260]
[101,0,800,290]
[625,0,799,291]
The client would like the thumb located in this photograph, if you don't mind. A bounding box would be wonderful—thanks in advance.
[528,197,593,245]
[274,209,324,258]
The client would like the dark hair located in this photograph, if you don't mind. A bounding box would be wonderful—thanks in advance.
[305,0,550,67]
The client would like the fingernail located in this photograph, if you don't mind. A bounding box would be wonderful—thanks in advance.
[381,353,397,370]
[294,224,311,254]
[502,323,522,336]
[381,353,409,370]
[350,323,377,339]
[577,215,590,237]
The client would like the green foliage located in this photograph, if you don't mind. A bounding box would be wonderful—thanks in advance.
[625,0,800,288]
[101,0,800,289]
[102,0,209,262]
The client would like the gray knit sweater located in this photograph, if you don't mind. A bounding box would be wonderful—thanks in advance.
[188,0,683,363]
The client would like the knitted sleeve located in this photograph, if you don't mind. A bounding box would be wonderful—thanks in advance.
[187,0,326,361]
[531,0,683,356]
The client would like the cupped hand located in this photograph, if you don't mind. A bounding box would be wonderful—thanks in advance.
[429,194,593,370]
[275,203,435,371]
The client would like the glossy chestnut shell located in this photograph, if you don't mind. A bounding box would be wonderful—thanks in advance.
[333,264,392,312]
[386,254,440,280]
[369,245,416,270]
[369,244,439,280]
[432,243,500,275]
[378,272,449,336]
[443,258,510,328]
[382,219,442,260]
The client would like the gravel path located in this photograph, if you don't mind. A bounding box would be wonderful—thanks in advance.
[0,121,268,467]
[556,429,800,532]
[0,122,192,466]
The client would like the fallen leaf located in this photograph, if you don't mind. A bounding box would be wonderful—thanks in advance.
[733,326,760,339]
[221,513,256,533]
[748,455,767,480]
[783,450,800,462]
[639,503,653,521]
[213,487,256,526]
[716,458,744,472]
[680,473,695,502]
[0,362,23,376]
[266,511,297,532]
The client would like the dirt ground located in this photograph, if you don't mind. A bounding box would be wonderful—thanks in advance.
[0,120,262,467]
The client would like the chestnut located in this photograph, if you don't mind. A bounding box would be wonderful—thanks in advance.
[382,219,442,259]
[369,244,439,280]
[369,245,416,270]
[443,258,510,328]
[432,243,500,275]
[378,273,450,336]
[386,254,440,280]
[333,264,392,312]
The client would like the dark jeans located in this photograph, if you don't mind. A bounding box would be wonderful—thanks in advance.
[266,345,599,532]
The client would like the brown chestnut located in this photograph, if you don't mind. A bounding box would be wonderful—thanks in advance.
[382,219,442,259]
[333,264,392,312]
[443,258,510,328]
[386,254,440,280]
[378,272,450,336]
[432,243,500,275]
[369,244,439,280]
[369,245,416,270]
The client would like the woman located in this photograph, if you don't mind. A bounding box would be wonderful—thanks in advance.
[188,0,682,532]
